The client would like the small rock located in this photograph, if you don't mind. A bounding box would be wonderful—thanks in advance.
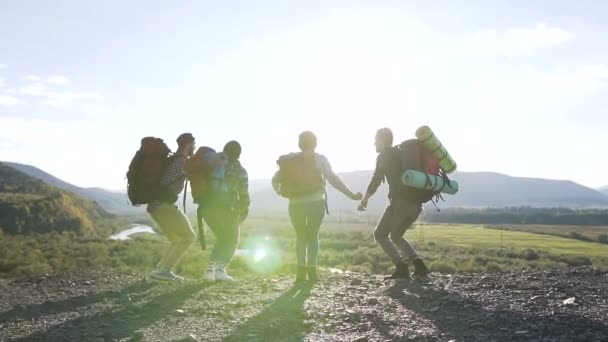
[175,309,185,314]
[351,279,363,286]
[470,322,484,328]
[563,297,576,305]
[352,336,368,342]
[428,306,440,313]
[515,330,529,335]
[129,330,145,341]
[83,280,92,285]
[174,334,198,342]
[530,295,541,301]
[366,298,379,305]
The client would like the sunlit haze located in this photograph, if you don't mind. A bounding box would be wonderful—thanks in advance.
[1,1,606,190]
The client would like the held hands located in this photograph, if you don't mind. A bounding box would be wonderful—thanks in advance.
[350,192,363,201]
[357,198,368,212]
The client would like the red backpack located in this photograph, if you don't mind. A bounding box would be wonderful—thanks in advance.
[396,139,442,203]
[276,153,325,198]
[126,137,172,205]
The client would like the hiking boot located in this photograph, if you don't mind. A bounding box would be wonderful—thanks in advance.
[307,266,320,283]
[413,258,429,278]
[386,263,412,280]
[204,263,216,282]
[215,264,234,282]
[295,266,307,285]
[150,269,181,282]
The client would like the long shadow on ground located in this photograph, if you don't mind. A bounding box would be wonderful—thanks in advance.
[222,283,314,342]
[14,282,212,342]
[0,280,155,324]
[386,279,608,341]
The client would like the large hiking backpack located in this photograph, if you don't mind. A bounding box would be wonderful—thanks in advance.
[395,139,444,203]
[185,146,228,205]
[126,137,172,205]
[276,153,324,198]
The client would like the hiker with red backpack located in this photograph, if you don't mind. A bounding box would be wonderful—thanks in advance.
[273,131,363,285]
[127,133,197,282]
[187,141,250,282]
[358,128,430,280]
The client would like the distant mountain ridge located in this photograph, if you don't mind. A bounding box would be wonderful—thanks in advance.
[251,171,608,215]
[599,185,608,195]
[2,162,140,215]
[0,163,111,235]
[3,161,607,216]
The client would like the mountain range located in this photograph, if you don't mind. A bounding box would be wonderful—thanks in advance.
[0,163,110,235]
[3,162,140,215]
[251,171,608,215]
[3,161,607,216]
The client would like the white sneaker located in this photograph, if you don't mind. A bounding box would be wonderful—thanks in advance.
[215,265,233,282]
[204,265,216,282]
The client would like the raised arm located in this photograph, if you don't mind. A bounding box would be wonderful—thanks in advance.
[319,155,360,200]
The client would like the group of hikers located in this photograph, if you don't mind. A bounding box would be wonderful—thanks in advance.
[127,128,434,285]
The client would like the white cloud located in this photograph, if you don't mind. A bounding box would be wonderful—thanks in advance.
[46,75,70,85]
[24,75,42,81]
[19,82,102,106]
[462,23,573,57]
[0,116,125,189]
[0,76,4,88]
[0,95,18,106]
[0,64,5,69]
[543,64,608,98]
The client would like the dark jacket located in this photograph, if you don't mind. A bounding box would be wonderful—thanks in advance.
[365,147,404,200]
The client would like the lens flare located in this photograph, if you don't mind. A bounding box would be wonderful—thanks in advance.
[240,235,283,274]
[254,248,267,262]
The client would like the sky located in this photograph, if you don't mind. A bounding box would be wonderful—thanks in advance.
[1,0,607,190]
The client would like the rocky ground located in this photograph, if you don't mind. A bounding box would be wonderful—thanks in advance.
[0,267,607,341]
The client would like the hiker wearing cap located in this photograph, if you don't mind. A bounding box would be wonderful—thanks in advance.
[273,131,363,285]
[199,140,250,282]
[147,133,197,282]
[358,128,429,280]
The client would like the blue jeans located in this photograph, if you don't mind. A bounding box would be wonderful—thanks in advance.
[288,200,326,267]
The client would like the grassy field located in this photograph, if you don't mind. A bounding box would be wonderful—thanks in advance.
[1,218,607,278]
[483,224,608,243]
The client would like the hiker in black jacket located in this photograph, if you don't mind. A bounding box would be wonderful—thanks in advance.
[358,128,429,280]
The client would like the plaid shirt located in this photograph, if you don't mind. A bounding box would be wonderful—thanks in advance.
[224,159,250,213]
[161,154,188,196]
[147,154,187,213]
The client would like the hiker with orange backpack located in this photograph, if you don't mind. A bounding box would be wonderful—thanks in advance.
[187,141,250,282]
[358,128,431,280]
[127,133,197,282]
[273,131,362,285]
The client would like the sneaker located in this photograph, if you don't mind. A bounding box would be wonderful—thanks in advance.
[307,266,320,283]
[215,264,234,282]
[413,258,429,278]
[386,263,412,280]
[150,269,179,282]
[204,264,216,282]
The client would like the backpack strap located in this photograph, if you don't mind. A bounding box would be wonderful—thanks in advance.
[182,180,188,214]
[197,206,206,251]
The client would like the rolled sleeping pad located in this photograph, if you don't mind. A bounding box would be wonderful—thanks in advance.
[401,169,459,195]
[415,125,457,174]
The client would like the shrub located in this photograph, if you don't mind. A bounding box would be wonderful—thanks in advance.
[429,261,456,274]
